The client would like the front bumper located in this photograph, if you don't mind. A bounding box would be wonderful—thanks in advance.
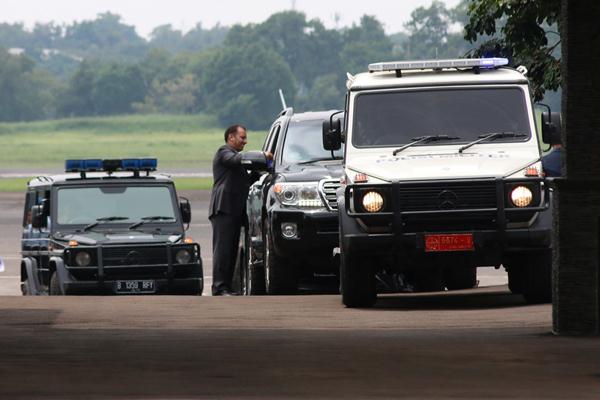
[59,244,203,295]
[269,208,339,258]
[341,178,552,264]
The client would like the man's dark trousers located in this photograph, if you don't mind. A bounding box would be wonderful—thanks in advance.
[210,212,242,294]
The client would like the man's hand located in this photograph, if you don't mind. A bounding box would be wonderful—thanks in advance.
[264,151,274,160]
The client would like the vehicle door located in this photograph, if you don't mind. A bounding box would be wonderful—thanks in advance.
[247,122,281,239]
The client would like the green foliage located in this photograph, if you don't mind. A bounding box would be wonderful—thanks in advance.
[403,0,472,59]
[0,6,489,124]
[297,74,344,111]
[0,48,61,121]
[341,15,393,74]
[134,74,199,114]
[464,0,561,100]
[201,43,296,129]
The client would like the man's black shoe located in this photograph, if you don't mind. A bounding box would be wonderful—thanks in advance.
[213,289,238,296]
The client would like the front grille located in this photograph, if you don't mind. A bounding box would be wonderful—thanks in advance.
[102,246,168,266]
[320,179,341,211]
[396,181,497,211]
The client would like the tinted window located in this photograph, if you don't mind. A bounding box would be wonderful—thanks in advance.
[56,186,177,225]
[281,119,343,164]
[352,88,531,147]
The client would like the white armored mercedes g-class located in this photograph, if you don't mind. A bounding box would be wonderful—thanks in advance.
[322,58,561,307]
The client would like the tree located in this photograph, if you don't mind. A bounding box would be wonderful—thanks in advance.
[340,15,393,74]
[201,43,296,129]
[464,0,561,100]
[91,63,146,115]
[296,74,344,112]
[58,60,96,117]
[0,48,59,121]
[133,74,199,114]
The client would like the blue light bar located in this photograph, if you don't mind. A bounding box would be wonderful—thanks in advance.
[65,158,158,174]
[122,159,141,170]
[83,159,103,171]
[368,58,509,73]
[65,160,84,172]
[140,158,158,171]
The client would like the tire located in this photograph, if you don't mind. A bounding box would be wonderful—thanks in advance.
[415,267,445,292]
[264,225,297,295]
[521,251,552,304]
[235,226,265,295]
[49,272,62,296]
[444,266,477,290]
[21,280,30,296]
[507,265,524,294]
[340,248,377,308]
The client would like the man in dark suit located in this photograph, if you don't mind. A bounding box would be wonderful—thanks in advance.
[542,144,563,177]
[209,125,272,295]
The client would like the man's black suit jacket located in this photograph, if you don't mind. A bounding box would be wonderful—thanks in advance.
[209,145,252,218]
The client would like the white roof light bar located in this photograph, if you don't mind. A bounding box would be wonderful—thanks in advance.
[368,58,509,73]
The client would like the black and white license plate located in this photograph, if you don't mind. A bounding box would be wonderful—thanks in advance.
[115,280,155,294]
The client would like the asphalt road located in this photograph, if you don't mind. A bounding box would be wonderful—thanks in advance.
[1,191,598,399]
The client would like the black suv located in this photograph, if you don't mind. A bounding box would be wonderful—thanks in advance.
[20,158,203,295]
[234,109,344,295]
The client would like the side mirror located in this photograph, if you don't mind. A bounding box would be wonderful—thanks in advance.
[541,111,562,145]
[323,119,342,151]
[180,199,191,224]
[31,205,46,229]
[241,151,269,171]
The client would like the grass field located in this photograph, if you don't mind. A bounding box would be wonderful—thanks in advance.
[0,177,214,192]
[0,114,267,169]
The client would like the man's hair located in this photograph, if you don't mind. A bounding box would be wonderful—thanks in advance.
[224,124,246,142]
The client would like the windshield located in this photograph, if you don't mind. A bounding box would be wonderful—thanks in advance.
[56,185,177,226]
[281,119,343,164]
[352,87,531,148]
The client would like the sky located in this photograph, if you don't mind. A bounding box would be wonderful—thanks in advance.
[2,0,461,37]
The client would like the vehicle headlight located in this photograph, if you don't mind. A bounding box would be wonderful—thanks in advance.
[362,191,384,212]
[175,249,192,264]
[75,251,91,267]
[510,186,533,207]
[274,182,324,208]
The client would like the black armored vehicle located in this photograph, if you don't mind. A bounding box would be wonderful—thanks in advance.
[234,109,344,294]
[20,158,203,295]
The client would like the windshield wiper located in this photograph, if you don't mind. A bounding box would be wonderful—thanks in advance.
[83,216,130,232]
[458,132,527,153]
[297,156,343,165]
[392,135,461,156]
[129,216,176,230]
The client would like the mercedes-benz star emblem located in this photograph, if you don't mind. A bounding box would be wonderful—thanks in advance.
[437,190,459,210]
[124,251,141,265]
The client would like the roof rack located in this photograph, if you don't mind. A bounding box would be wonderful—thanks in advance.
[368,58,509,77]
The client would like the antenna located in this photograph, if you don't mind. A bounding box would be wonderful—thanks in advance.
[278,88,288,110]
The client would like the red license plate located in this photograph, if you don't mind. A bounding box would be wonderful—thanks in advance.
[425,234,474,252]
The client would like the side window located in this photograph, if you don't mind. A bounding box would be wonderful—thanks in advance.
[22,191,34,227]
[263,124,280,153]
[268,125,281,155]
